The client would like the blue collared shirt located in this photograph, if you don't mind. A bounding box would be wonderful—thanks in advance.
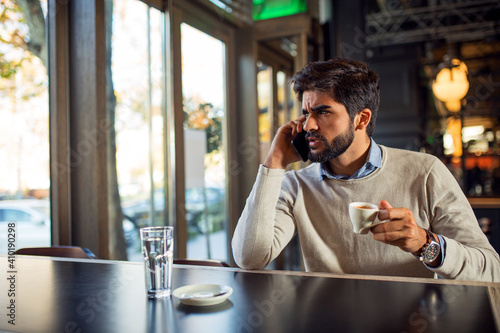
[318,138,446,269]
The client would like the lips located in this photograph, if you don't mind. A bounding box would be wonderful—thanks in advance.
[308,140,321,149]
[307,134,322,149]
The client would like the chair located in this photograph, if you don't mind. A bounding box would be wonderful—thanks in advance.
[14,246,96,259]
[173,258,230,267]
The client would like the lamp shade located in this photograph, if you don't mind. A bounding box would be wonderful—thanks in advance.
[432,59,469,112]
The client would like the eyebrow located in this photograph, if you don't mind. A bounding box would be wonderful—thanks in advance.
[303,104,332,113]
[312,105,332,111]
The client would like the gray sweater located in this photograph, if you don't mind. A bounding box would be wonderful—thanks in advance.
[232,145,500,282]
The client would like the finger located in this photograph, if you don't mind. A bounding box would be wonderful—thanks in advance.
[382,208,414,224]
[378,200,392,210]
[371,226,424,253]
[289,121,301,136]
[370,220,403,234]
[296,115,307,123]
[370,224,397,246]
[291,122,304,136]
[377,200,396,221]
[293,116,307,131]
[370,222,406,244]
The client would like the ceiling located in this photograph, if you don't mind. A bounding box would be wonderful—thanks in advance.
[366,0,500,134]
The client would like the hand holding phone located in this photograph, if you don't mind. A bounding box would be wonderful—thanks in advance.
[291,131,309,162]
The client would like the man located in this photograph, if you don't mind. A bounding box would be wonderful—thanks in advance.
[232,58,500,282]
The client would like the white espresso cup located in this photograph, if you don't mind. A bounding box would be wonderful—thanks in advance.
[348,202,387,234]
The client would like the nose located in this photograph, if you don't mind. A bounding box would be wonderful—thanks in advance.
[304,115,318,132]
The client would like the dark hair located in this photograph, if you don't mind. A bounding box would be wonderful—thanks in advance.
[291,57,380,137]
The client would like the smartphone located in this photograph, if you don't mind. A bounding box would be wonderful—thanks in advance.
[291,131,309,162]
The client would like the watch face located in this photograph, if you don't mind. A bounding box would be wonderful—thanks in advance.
[423,242,440,263]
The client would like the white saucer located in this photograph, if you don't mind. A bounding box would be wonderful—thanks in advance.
[173,284,233,306]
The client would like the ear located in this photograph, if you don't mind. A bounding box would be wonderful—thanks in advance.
[355,108,372,130]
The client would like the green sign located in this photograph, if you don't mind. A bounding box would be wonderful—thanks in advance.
[253,0,307,20]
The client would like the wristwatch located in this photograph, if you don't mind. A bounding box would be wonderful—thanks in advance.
[413,229,440,264]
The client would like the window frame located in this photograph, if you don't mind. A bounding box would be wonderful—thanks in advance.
[48,0,250,262]
[168,0,236,260]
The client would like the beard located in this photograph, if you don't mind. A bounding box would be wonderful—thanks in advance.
[307,123,355,163]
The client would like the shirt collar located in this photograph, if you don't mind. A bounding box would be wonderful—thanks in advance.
[319,138,382,181]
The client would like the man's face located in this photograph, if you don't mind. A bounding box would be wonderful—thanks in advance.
[301,90,355,163]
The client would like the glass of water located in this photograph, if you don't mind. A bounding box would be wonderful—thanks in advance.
[140,226,174,298]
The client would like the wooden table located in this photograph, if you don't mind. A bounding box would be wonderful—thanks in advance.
[1,255,499,333]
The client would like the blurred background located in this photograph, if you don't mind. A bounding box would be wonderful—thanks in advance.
[0,0,499,269]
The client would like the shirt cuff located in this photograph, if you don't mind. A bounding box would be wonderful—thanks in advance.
[259,164,286,175]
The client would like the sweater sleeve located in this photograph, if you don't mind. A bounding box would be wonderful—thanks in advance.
[231,165,297,269]
[425,159,500,282]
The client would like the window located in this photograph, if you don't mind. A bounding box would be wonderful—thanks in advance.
[111,0,164,260]
[0,0,50,253]
[181,23,229,262]
[44,0,244,261]
[257,62,273,164]
[256,60,296,165]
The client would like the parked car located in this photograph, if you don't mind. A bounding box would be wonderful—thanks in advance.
[0,200,51,253]
[0,199,139,255]
[185,187,225,234]
[122,187,225,235]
